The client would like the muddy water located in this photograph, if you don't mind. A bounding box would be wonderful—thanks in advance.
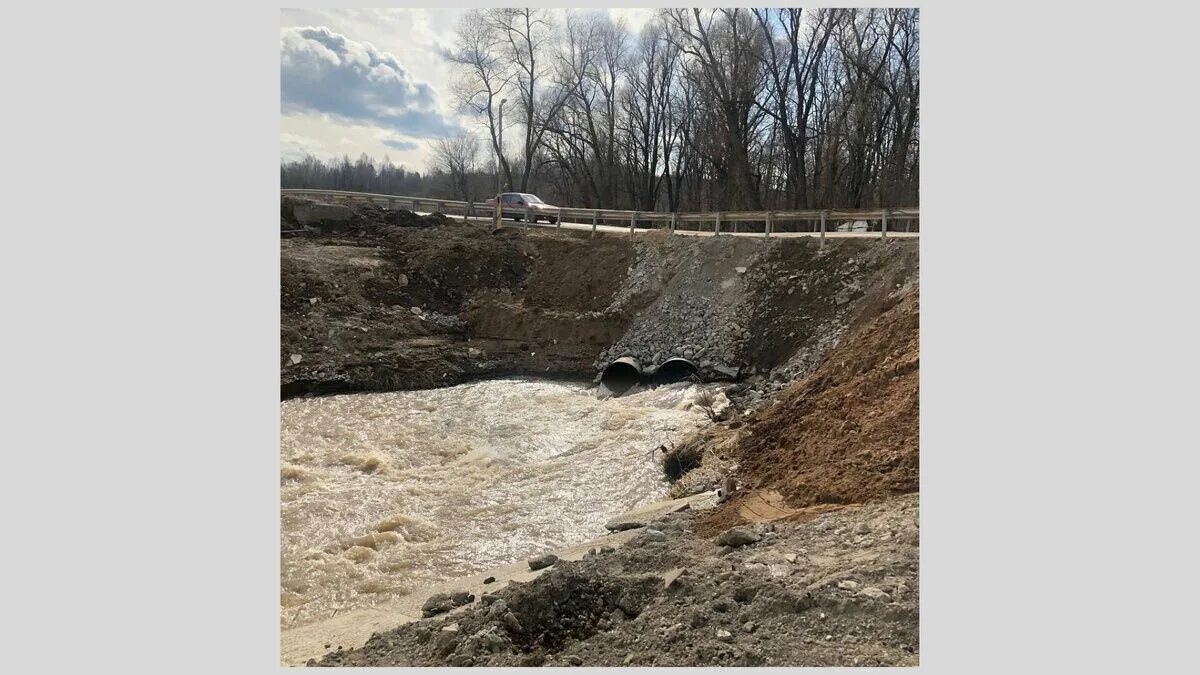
[280,378,725,627]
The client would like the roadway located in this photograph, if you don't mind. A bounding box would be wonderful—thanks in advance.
[420,212,919,239]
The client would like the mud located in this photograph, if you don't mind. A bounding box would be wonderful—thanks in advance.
[682,286,919,538]
[313,494,918,667]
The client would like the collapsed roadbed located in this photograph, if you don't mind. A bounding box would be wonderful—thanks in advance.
[280,196,920,666]
[280,197,917,399]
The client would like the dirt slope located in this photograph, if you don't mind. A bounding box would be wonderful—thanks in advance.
[693,287,918,533]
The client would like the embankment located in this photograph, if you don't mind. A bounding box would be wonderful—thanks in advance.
[280,198,918,398]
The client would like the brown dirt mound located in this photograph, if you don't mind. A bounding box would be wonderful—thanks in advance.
[700,287,918,530]
[521,237,634,312]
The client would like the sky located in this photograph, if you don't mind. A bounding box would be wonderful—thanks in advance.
[279,8,657,172]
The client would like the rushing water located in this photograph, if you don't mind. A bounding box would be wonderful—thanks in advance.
[280,378,725,627]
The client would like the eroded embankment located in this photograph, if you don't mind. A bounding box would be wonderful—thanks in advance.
[280,198,918,398]
[281,198,922,666]
[668,286,920,534]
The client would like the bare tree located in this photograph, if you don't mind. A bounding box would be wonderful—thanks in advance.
[430,132,481,200]
[664,8,768,210]
[446,10,515,190]
[486,7,576,191]
[293,7,920,215]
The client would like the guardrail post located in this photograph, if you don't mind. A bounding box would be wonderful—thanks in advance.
[671,212,678,235]
[524,203,531,229]
[592,210,599,238]
[436,201,445,214]
[466,201,474,217]
[412,199,419,212]
[630,212,637,240]
[765,211,773,239]
[881,208,888,240]
[715,212,722,236]
[556,213,561,233]
[820,210,828,249]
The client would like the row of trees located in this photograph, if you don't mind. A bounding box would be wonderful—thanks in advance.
[280,8,919,212]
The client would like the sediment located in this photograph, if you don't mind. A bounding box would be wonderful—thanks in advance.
[280,197,921,666]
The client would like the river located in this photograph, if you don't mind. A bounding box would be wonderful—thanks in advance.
[280,378,724,627]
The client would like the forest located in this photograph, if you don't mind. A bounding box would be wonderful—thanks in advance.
[280,8,918,212]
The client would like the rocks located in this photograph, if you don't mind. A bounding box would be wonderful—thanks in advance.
[854,522,871,534]
[837,580,860,591]
[289,353,303,365]
[642,529,668,542]
[483,576,496,585]
[716,628,735,643]
[616,590,645,617]
[432,630,458,656]
[480,593,499,605]
[564,655,583,666]
[604,519,646,532]
[528,553,559,570]
[410,306,423,315]
[501,611,523,633]
[742,621,757,633]
[422,593,457,617]
[716,527,762,548]
[716,545,734,557]
[857,587,891,601]
[451,591,475,606]
[449,654,473,667]
[662,567,687,589]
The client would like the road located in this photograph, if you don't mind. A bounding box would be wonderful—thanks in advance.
[420,212,919,239]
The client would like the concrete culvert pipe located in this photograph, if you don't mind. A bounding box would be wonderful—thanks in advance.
[653,357,699,386]
[599,356,642,397]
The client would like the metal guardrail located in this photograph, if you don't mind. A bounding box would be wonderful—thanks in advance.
[281,188,919,240]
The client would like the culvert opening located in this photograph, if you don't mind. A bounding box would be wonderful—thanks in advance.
[653,358,699,386]
[599,357,641,396]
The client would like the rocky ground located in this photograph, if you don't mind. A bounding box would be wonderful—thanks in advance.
[281,196,920,666]
[313,494,918,667]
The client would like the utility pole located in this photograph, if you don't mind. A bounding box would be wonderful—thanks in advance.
[494,98,507,230]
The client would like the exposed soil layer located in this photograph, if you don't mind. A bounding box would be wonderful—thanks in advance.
[690,287,919,535]
[280,197,918,399]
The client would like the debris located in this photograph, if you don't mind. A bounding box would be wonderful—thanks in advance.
[604,519,645,532]
[501,612,523,633]
[527,553,559,571]
[716,527,762,548]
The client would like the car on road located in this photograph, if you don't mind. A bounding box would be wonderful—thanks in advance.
[482,192,559,224]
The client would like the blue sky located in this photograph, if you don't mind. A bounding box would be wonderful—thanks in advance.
[279,8,656,171]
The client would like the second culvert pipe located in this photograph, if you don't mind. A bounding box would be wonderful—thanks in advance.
[652,357,699,386]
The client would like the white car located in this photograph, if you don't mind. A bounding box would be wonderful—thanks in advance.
[482,193,560,224]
